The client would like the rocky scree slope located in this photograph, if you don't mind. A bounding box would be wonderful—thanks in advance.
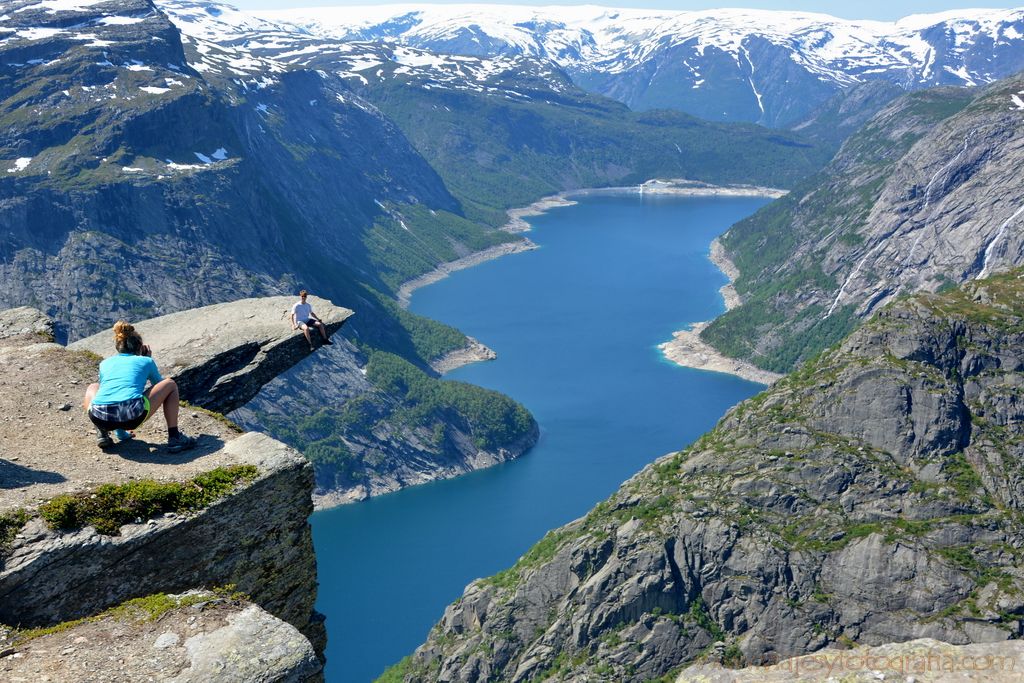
[397,271,1024,682]
[0,305,327,672]
[703,69,1024,374]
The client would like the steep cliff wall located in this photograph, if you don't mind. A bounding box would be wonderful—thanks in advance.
[703,71,1024,373]
[231,335,539,507]
[0,305,332,678]
[398,271,1024,682]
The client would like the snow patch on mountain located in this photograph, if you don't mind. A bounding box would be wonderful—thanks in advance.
[253,3,1024,93]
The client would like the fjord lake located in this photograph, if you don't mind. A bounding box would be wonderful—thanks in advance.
[312,193,772,682]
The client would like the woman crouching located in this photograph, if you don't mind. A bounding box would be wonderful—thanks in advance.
[82,321,197,452]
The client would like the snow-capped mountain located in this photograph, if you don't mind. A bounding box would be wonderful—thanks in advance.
[253,4,1024,126]
[157,0,586,105]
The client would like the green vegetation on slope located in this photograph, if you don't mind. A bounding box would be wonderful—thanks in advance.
[365,203,517,293]
[700,86,977,373]
[365,83,832,226]
[258,351,536,490]
[38,465,258,535]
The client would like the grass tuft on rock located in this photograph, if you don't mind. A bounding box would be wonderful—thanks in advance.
[10,589,242,645]
[38,465,258,535]
[0,509,30,553]
[180,401,244,433]
[374,656,412,683]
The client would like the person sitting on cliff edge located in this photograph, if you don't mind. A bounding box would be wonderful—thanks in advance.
[82,321,198,453]
[290,289,332,352]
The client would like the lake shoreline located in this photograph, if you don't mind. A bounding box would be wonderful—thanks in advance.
[399,179,787,377]
[657,236,784,386]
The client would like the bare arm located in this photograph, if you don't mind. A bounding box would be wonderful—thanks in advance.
[290,312,297,330]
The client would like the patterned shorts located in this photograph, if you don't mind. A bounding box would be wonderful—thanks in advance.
[89,396,150,431]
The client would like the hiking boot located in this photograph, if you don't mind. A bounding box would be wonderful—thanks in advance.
[95,427,113,449]
[113,428,134,442]
[324,338,333,345]
[167,432,198,453]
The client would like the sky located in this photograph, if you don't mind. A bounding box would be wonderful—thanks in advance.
[227,0,1024,22]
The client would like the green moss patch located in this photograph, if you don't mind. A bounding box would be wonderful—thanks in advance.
[38,465,258,535]
[374,656,412,683]
[0,509,30,553]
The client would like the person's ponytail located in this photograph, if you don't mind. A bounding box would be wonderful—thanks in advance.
[113,320,143,354]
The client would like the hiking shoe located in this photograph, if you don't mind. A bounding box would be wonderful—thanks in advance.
[113,428,134,442]
[324,338,333,345]
[167,432,198,453]
[95,427,113,449]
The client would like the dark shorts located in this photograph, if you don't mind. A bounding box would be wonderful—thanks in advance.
[89,396,151,431]
[299,319,320,328]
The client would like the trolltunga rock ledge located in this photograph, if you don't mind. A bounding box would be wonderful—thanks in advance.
[69,296,353,415]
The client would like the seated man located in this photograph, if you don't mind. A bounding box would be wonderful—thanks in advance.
[290,289,333,351]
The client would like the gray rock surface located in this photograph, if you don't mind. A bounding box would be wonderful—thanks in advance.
[401,273,1024,682]
[704,71,1024,372]
[70,296,353,414]
[0,592,321,683]
[0,307,53,343]
[678,638,1024,682]
[170,604,320,683]
[0,432,325,655]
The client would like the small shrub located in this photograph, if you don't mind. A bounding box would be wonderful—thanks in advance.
[0,509,30,552]
[375,656,412,683]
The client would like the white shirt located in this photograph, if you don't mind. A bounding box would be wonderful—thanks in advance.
[292,301,313,323]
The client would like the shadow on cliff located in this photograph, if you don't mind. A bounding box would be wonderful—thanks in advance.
[0,460,66,488]
[103,435,227,465]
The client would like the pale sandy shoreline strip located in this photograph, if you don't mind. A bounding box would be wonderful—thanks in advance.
[396,240,538,309]
[397,180,787,377]
[397,180,787,308]
[658,236,784,385]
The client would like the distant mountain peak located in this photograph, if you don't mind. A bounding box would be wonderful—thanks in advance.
[242,3,1024,126]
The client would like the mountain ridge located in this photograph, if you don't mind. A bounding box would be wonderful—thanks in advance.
[254,3,1024,126]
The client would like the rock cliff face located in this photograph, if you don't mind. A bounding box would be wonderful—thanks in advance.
[69,296,354,414]
[703,70,1024,373]
[231,335,539,507]
[400,271,1024,682]
[0,0,466,350]
[0,307,329,679]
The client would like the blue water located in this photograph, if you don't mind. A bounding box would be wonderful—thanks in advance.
[312,194,770,682]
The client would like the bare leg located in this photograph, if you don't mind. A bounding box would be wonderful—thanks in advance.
[145,378,180,430]
[82,383,99,411]
[300,323,313,348]
[316,321,329,340]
